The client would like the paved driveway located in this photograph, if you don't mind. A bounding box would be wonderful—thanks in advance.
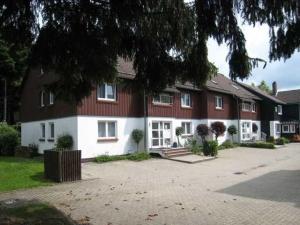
[1,144,300,225]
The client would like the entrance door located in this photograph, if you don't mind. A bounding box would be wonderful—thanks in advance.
[152,121,171,148]
[242,122,251,140]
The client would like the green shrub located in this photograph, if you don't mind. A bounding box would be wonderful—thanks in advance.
[95,155,127,163]
[203,141,211,156]
[131,129,144,151]
[267,136,275,143]
[240,142,275,149]
[0,123,19,156]
[227,125,237,141]
[218,140,239,150]
[186,138,202,154]
[203,140,218,156]
[56,134,73,149]
[275,137,285,145]
[282,137,290,144]
[29,143,39,157]
[126,151,150,161]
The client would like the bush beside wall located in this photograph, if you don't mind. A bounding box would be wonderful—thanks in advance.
[240,142,275,149]
[0,123,20,156]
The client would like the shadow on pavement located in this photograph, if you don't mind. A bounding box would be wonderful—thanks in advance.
[218,170,300,208]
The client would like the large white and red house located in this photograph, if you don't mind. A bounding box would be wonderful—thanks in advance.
[21,59,263,159]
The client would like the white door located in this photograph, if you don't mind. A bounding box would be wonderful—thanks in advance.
[152,121,172,148]
[242,122,251,141]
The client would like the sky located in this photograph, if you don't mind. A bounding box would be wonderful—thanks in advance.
[207,23,300,91]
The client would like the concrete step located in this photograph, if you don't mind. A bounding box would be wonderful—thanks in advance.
[164,149,189,154]
[165,152,193,158]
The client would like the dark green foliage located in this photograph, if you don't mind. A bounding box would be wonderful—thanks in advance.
[197,124,209,143]
[256,81,272,94]
[0,123,19,155]
[131,129,144,151]
[95,151,150,163]
[210,122,226,141]
[240,142,275,149]
[175,127,184,147]
[252,123,258,133]
[267,136,275,144]
[218,140,239,150]
[203,140,218,156]
[186,138,202,154]
[56,134,73,149]
[227,125,237,141]
[276,137,289,145]
[95,155,127,163]
[126,151,150,161]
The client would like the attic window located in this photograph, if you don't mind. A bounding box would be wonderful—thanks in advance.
[232,84,239,90]
[211,80,218,84]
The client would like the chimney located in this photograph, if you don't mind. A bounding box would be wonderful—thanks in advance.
[272,81,277,96]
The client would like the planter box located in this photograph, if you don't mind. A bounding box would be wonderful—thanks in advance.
[44,150,81,182]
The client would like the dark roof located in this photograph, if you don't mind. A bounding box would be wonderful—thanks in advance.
[238,83,285,104]
[277,89,300,104]
[206,74,261,101]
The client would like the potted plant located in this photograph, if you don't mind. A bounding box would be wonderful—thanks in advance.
[131,129,144,151]
[227,125,237,142]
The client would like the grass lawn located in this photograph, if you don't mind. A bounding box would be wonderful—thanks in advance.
[0,200,77,225]
[0,157,52,192]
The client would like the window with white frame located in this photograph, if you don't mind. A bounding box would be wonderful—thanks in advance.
[252,103,257,112]
[242,102,252,112]
[153,93,173,105]
[48,122,55,140]
[275,124,281,133]
[97,83,116,101]
[182,122,192,135]
[98,121,117,139]
[282,125,289,133]
[215,96,223,109]
[290,124,295,133]
[49,91,54,105]
[277,105,283,115]
[40,123,45,139]
[181,93,191,107]
[40,91,45,107]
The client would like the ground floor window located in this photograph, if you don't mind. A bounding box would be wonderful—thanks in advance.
[152,121,171,147]
[242,122,251,140]
[182,122,192,135]
[282,125,290,133]
[275,124,281,133]
[48,122,55,140]
[98,121,117,139]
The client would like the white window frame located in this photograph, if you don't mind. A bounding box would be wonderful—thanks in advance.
[275,123,281,134]
[97,83,116,101]
[48,122,55,140]
[290,124,295,133]
[49,92,54,105]
[40,123,46,139]
[252,103,257,112]
[215,96,223,109]
[242,102,252,112]
[153,93,173,105]
[40,91,45,107]
[277,105,283,115]
[181,122,192,135]
[181,93,191,108]
[282,125,290,133]
[98,121,117,139]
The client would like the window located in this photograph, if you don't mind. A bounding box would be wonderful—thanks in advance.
[40,123,45,139]
[290,125,295,133]
[97,83,116,101]
[215,96,223,109]
[182,122,192,135]
[98,121,117,139]
[49,92,54,105]
[153,93,173,105]
[277,105,283,115]
[276,124,281,133]
[282,125,289,133]
[48,122,54,140]
[40,91,45,107]
[252,103,257,112]
[181,93,191,107]
[242,102,252,112]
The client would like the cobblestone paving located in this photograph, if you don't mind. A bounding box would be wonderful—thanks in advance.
[1,144,300,225]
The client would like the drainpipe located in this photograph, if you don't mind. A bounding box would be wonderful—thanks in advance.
[235,95,241,143]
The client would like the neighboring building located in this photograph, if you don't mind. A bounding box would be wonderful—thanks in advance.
[277,89,300,136]
[20,60,262,159]
[239,82,285,139]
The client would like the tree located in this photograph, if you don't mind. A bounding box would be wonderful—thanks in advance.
[1,1,300,102]
[196,124,209,143]
[227,125,237,142]
[211,122,226,141]
[131,129,144,151]
[175,127,184,147]
[257,81,272,94]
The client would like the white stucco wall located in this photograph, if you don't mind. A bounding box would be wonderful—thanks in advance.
[21,117,78,154]
[270,121,281,139]
[77,116,144,158]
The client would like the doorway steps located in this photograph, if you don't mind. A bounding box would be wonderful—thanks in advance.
[162,148,193,158]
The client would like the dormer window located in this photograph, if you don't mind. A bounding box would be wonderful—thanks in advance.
[97,83,116,101]
[153,93,173,105]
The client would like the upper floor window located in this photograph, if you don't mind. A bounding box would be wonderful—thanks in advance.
[97,83,116,101]
[277,105,283,115]
[48,122,55,140]
[252,103,257,112]
[49,92,54,105]
[40,91,45,107]
[242,102,252,112]
[153,93,173,105]
[181,93,191,107]
[215,96,223,109]
[98,121,117,139]
[182,122,192,135]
